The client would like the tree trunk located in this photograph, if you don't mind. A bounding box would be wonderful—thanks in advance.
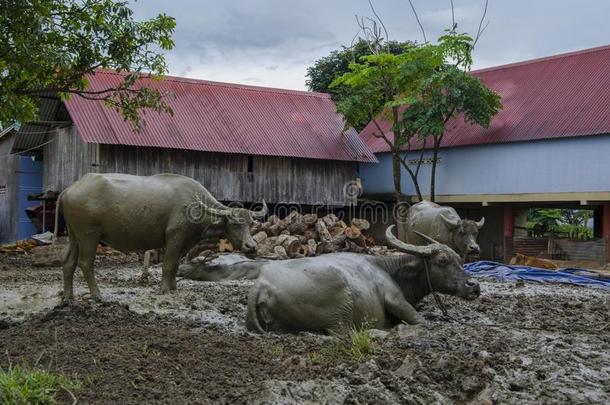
[429,136,442,203]
[391,147,403,204]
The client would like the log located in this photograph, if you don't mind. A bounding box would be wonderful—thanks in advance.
[316,235,347,254]
[287,221,308,235]
[302,213,318,226]
[277,235,301,258]
[306,239,317,256]
[315,219,332,242]
[346,240,368,254]
[329,226,346,239]
[351,218,370,231]
[322,214,338,228]
[273,245,288,259]
[344,225,362,240]
[266,222,285,237]
[250,220,263,234]
[252,231,268,244]
[303,229,318,241]
[218,239,234,252]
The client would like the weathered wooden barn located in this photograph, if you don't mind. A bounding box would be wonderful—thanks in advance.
[0,72,376,243]
[358,44,610,264]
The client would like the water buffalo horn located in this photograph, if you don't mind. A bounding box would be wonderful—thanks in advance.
[440,213,460,228]
[385,225,437,257]
[414,230,441,245]
[201,203,232,218]
[251,199,268,219]
[476,217,485,229]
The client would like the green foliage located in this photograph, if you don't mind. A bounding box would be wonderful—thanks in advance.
[0,0,176,130]
[528,209,593,239]
[331,29,501,202]
[0,364,81,404]
[306,38,413,94]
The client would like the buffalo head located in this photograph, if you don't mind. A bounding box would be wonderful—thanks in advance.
[439,213,485,259]
[200,200,268,253]
[386,225,480,300]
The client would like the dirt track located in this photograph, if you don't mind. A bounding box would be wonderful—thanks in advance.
[0,253,608,404]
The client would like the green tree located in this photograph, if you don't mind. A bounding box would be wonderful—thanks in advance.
[306,38,412,94]
[0,0,176,130]
[332,30,501,206]
[400,32,502,202]
[331,46,441,203]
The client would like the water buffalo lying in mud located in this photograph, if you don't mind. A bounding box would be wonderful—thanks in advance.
[246,225,480,334]
[400,200,484,260]
[55,173,267,301]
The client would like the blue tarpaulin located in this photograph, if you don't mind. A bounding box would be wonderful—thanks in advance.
[464,261,610,290]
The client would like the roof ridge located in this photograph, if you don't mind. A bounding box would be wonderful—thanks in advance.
[471,43,610,74]
[93,69,331,99]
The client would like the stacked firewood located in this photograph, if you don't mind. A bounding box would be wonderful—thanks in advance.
[249,211,375,259]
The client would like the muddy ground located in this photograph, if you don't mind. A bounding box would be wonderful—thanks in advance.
[0,253,608,404]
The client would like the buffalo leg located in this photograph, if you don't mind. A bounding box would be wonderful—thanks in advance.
[384,291,424,325]
[161,232,183,293]
[78,237,102,300]
[61,231,79,302]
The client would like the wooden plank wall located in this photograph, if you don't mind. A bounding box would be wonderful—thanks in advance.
[0,135,20,243]
[98,144,357,206]
[43,127,99,191]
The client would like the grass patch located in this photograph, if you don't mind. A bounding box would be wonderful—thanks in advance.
[268,344,284,359]
[346,326,373,360]
[307,325,374,365]
[0,364,81,405]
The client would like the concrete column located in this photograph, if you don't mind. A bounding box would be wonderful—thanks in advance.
[503,206,514,238]
[603,203,610,262]
[503,206,514,262]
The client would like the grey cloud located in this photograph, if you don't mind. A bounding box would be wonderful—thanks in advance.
[132,0,610,89]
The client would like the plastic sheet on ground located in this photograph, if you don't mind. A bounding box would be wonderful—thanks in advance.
[464,261,610,290]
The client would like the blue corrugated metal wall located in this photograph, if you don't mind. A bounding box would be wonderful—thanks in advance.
[17,156,43,239]
[360,135,610,196]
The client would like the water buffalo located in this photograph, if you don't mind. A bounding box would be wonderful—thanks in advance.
[400,200,484,260]
[55,173,267,301]
[245,225,480,334]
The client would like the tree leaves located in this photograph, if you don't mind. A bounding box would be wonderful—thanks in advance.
[0,0,176,130]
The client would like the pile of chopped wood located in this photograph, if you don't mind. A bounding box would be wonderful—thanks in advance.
[0,239,38,255]
[249,212,375,259]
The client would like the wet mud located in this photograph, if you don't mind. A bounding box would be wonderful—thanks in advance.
[0,254,608,404]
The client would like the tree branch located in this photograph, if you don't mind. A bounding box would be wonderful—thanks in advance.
[407,0,427,44]
[473,0,490,48]
[367,0,390,50]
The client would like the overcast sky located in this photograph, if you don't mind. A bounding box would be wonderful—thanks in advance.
[132,0,610,90]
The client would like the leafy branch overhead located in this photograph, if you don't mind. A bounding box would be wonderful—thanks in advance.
[0,0,176,130]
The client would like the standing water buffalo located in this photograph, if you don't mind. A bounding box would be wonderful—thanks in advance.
[400,200,485,260]
[245,225,480,334]
[55,173,267,301]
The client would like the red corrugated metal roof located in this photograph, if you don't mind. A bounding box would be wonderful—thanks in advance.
[64,71,377,162]
[360,44,610,152]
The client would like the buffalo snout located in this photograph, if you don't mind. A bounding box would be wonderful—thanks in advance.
[464,280,481,300]
[241,240,257,253]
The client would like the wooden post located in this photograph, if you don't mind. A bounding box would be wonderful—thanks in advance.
[503,206,514,263]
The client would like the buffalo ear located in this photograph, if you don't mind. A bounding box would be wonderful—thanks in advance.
[476,217,485,229]
[440,213,460,229]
